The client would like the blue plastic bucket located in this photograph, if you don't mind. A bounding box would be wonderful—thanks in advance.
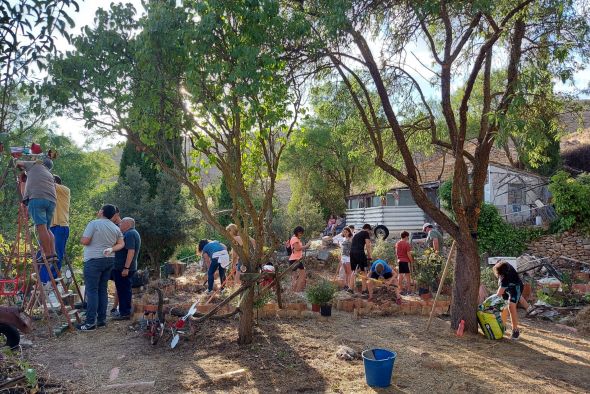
[362,348,396,388]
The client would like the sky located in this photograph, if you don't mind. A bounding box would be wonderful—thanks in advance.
[51,0,146,150]
[51,1,590,151]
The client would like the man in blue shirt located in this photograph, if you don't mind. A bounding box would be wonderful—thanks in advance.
[366,259,401,303]
[198,239,230,293]
[112,217,141,320]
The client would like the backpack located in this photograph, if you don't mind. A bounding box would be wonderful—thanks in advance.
[285,239,292,256]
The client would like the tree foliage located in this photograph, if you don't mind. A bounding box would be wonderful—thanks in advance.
[282,81,373,216]
[0,0,80,183]
[549,171,590,234]
[42,0,310,344]
[106,165,191,270]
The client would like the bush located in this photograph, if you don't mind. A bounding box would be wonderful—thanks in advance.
[414,248,448,291]
[372,238,397,265]
[440,181,542,256]
[549,171,590,233]
[480,266,498,293]
[306,279,337,305]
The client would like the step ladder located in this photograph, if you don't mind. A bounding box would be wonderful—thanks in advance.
[24,245,82,336]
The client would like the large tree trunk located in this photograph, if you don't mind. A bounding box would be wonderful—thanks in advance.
[237,283,254,344]
[450,236,481,333]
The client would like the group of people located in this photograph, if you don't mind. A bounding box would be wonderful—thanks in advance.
[78,204,141,330]
[17,155,141,331]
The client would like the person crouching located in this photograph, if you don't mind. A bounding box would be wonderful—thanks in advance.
[366,259,401,304]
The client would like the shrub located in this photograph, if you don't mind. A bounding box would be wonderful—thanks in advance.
[414,248,449,292]
[306,279,337,305]
[440,181,541,256]
[372,237,397,265]
[549,171,590,234]
[480,267,498,293]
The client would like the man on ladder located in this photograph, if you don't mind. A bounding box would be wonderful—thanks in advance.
[16,157,57,264]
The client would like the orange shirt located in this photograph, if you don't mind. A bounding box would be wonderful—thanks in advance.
[289,236,303,260]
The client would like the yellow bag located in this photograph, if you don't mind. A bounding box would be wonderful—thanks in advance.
[477,311,505,340]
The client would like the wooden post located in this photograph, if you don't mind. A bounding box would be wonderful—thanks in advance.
[275,272,282,309]
[426,241,456,331]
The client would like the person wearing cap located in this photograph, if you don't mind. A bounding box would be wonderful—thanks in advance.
[366,259,401,303]
[16,157,57,264]
[423,223,443,254]
[78,204,125,331]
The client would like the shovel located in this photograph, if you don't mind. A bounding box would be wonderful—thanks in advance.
[170,301,198,349]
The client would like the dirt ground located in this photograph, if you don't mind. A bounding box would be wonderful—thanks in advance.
[25,309,590,394]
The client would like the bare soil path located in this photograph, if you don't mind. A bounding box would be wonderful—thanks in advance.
[26,311,590,393]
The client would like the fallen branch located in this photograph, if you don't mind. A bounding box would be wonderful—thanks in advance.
[214,368,247,379]
[101,381,155,390]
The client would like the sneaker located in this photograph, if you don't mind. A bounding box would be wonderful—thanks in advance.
[111,314,130,321]
[97,321,107,328]
[110,308,118,316]
[511,329,520,340]
[76,323,96,331]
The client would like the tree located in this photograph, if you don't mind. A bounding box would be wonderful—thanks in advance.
[43,1,309,344]
[106,165,190,270]
[282,81,373,216]
[0,0,80,188]
[297,0,590,332]
[0,127,118,262]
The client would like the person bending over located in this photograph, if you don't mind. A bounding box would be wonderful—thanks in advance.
[366,259,401,303]
[199,239,230,294]
[494,260,530,340]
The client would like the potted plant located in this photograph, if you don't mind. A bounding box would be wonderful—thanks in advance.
[306,279,337,316]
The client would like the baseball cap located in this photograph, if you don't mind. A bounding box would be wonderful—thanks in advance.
[422,223,433,231]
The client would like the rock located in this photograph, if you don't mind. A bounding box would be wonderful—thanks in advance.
[20,338,33,348]
[335,345,357,361]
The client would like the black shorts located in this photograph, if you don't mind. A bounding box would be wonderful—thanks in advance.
[398,261,410,274]
[350,250,368,271]
[290,260,304,271]
[370,271,393,280]
[503,283,523,304]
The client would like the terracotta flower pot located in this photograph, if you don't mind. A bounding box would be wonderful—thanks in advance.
[311,303,320,313]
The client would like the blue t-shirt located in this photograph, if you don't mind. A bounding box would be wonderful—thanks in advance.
[202,241,225,259]
[370,259,393,275]
[114,228,141,271]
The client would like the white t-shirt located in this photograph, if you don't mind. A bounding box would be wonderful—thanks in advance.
[82,218,123,261]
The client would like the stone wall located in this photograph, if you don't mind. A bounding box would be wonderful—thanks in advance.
[526,230,590,262]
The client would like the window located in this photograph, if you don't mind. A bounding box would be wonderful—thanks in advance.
[507,183,525,205]
[398,190,416,206]
[386,193,397,206]
[372,196,382,207]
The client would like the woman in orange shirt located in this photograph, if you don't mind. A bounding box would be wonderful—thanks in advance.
[290,226,310,292]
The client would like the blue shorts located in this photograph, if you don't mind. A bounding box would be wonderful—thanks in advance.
[28,198,55,226]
